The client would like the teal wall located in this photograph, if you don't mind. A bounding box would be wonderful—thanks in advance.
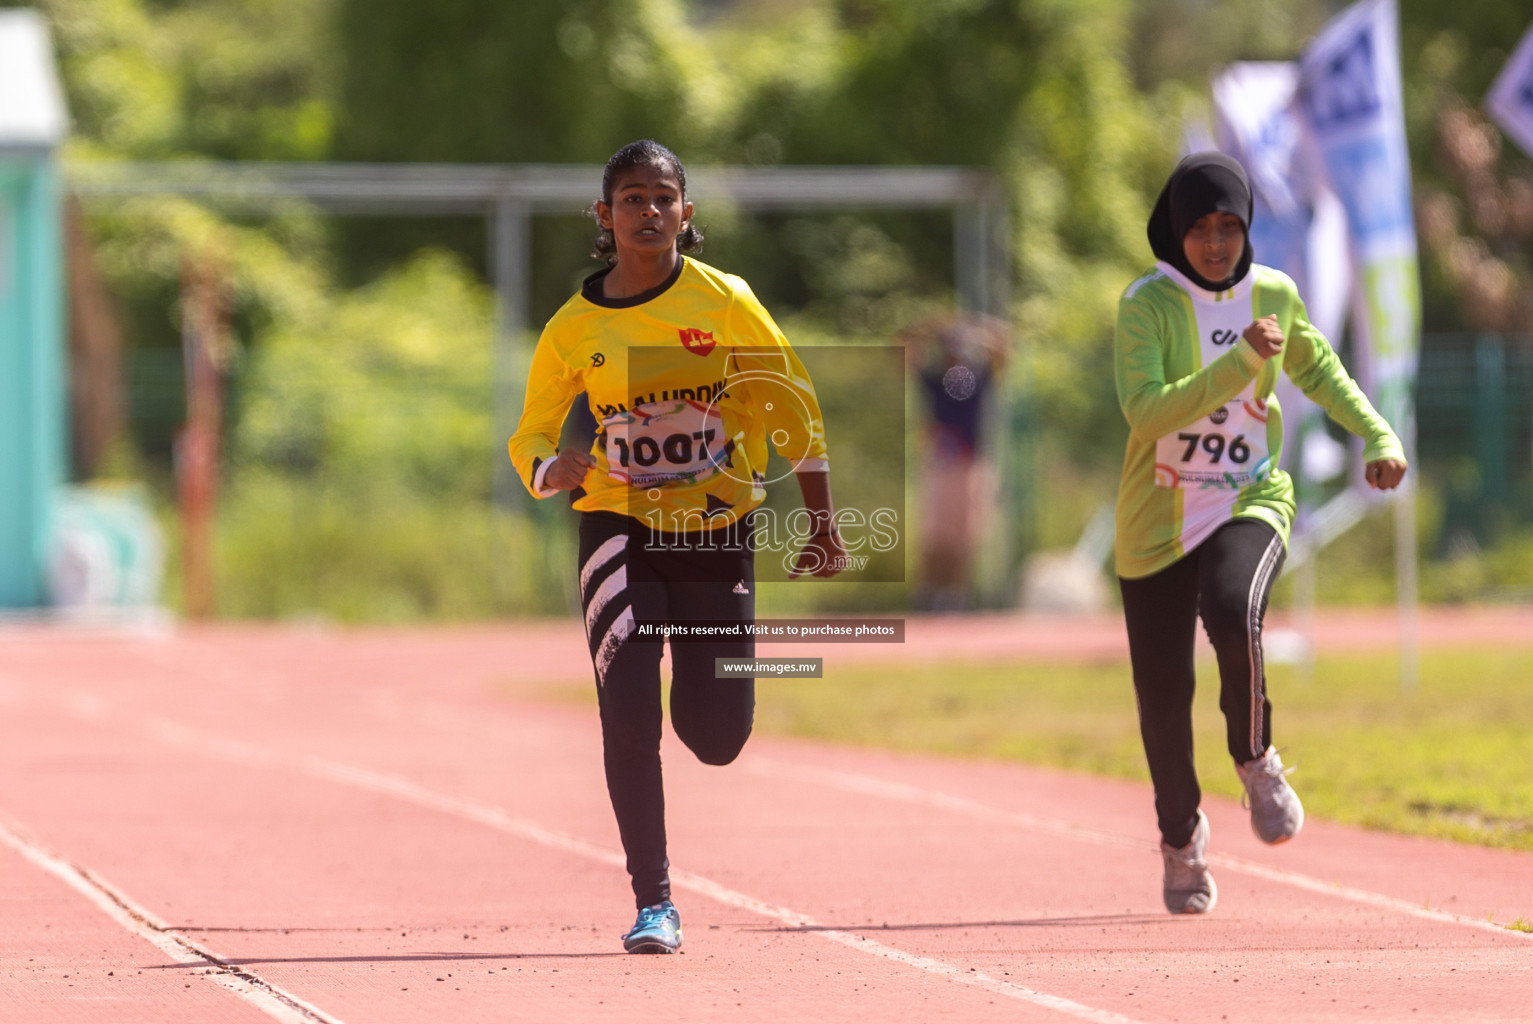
[0,158,65,607]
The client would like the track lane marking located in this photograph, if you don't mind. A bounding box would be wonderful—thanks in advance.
[142,717,1149,1024]
[358,687,1533,941]
[0,814,346,1024]
[58,678,1530,945]
[741,756,1533,941]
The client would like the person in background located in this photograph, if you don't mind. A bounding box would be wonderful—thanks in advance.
[902,311,1011,610]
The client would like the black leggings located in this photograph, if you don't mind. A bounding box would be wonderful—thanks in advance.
[578,511,756,909]
[1119,517,1287,849]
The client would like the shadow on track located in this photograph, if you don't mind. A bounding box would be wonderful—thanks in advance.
[151,950,629,968]
[752,913,1173,933]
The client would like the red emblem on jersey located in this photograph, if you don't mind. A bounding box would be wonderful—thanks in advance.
[678,327,716,356]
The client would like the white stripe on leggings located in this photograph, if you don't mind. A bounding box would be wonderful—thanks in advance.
[1245,531,1285,757]
[580,534,627,600]
[594,606,635,685]
[584,565,627,637]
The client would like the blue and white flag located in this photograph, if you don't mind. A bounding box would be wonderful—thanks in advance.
[1297,188,1353,484]
[1213,63,1312,296]
[1297,0,1419,447]
[1486,19,1533,160]
[1213,62,1350,487]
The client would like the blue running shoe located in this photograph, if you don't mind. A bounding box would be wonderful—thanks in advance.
[622,900,682,954]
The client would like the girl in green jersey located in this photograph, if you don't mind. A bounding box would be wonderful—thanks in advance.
[1113,153,1406,914]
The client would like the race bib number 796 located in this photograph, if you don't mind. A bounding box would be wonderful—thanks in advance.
[1154,399,1273,490]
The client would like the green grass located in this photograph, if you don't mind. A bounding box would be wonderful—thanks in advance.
[742,649,1533,852]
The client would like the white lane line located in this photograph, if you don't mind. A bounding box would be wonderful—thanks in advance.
[143,717,1149,1024]
[670,869,1147,1024]
[354,684,1533,943]
[745,756,1147,851]
[1209,853,1533,938]
[0,814,345,1024]
[742,757,1533,942]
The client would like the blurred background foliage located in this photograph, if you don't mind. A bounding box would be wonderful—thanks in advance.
[4,0,1531,619]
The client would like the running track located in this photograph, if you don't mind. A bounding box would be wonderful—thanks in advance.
[2,608,1530,1023]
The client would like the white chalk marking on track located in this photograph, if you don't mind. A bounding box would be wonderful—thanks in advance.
[669,869,1148,1024]
[0,814,346,1024]
[143,717,1150,1024]
[745,756,1146,851]
[742,756,1533,942]
[1208,852,1533,939]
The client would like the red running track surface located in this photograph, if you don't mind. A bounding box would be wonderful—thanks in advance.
[1,612,1529,1023]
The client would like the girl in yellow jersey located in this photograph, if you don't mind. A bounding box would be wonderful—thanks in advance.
[509,140,846,953]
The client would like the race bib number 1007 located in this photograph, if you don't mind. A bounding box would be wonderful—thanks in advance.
[1154,399,1273,490]
[602,400,730,488]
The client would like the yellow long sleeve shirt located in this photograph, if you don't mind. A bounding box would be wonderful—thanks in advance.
[509,256,828,532]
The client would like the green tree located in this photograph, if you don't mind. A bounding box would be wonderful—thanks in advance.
[24,0,338,161]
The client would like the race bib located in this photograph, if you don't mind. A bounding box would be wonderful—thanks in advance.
[601,400,731,487]
[1154,398,1273,490]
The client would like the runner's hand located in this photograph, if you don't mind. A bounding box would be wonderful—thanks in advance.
[1365,458,1407,491]
[790,527,848,579]
[1242,315,1284,360]
[544,448,596,491]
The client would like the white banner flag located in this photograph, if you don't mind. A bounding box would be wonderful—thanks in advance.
[1213,63,1314,300]
[1213,63,1351,487]
[1486,19,1533,159]
[1213,64,1306,220]
[1297,0,1420,445]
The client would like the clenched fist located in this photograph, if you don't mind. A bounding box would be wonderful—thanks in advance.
[1365,458,1407,491]
[1242,314,1284,360]
[544,448,596,491]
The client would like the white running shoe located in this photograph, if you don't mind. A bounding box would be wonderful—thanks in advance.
[1161,809,1217,914]
[1237,746,1304,845]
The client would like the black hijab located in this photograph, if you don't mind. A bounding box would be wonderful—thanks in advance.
[1147,152,1254,291]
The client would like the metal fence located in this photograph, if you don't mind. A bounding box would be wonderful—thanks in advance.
[127,330,1533,521]
[1416,333,1533,549]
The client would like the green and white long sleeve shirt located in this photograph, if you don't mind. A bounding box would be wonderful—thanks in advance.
[1113,261,1404,579]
